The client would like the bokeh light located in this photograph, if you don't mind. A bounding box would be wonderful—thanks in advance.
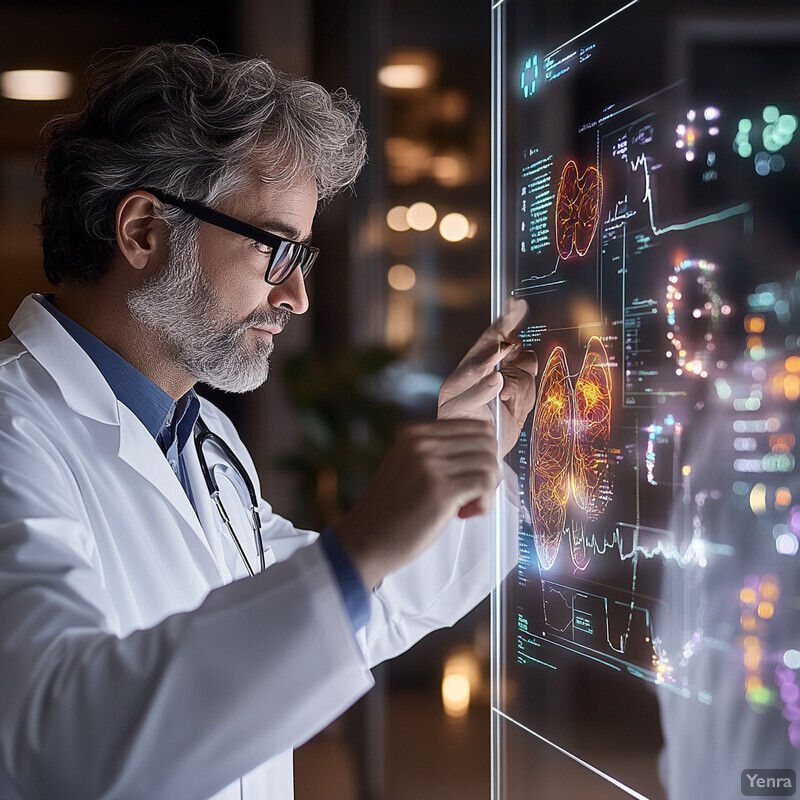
[784,649,800,670]
[406,202,437,231]
[387,264,417,291]
[378,64,429,89]
[439,212,470,242]
[386,205,410,231]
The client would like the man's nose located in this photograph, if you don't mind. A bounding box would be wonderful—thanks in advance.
[267,266,310,315]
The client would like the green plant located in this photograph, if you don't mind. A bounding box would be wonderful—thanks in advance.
[275,346,402,529]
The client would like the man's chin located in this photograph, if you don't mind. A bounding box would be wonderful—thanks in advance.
[197,358,272,394]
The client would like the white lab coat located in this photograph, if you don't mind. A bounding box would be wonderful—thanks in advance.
[0,294,517,800]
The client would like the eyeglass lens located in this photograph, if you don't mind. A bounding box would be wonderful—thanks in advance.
[268,241,317,285]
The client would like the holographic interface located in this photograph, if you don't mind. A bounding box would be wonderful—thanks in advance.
[495,2,800,798]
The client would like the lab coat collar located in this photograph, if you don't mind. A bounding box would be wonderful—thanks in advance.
[9,294,120,426]
[9,295,223,579]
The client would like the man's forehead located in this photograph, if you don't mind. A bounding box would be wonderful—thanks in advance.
[222,171,318,239]
[230,171,318,207]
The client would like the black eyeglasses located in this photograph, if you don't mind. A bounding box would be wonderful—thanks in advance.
[145,188,319,286]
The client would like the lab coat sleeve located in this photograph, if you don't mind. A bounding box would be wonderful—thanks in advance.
[0,414,374,800]
[361,463,520,667]
[206,404,521,673]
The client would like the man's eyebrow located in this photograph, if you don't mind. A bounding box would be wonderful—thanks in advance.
[253,217,312,245]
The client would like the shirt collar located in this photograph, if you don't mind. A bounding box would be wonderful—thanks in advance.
[41,295,199,450]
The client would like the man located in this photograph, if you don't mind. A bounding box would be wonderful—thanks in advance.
[0,44,535,799]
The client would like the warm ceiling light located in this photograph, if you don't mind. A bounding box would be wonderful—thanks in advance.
[439,213,470,242]
[378,64,429,89]
[1,70,73,101]
[406,202,437,231]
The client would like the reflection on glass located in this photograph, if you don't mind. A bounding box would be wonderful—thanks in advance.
[493,2,800,798]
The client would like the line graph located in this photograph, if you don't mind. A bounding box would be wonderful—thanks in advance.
[541,578,658,658]
[630,154,751,236]
[567,521,732,571]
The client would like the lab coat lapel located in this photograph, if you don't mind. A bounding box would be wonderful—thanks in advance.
[11,295,224,582]
[10,295,119,426]
[115,408,224,583]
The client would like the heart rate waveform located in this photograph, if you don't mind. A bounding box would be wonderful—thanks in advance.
[556,160,604,259]
[530,337,613,570]
[567,521,728,569]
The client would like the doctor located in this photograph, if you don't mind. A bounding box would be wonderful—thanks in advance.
[0,43,536,800]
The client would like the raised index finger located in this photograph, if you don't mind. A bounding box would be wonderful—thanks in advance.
[446,299,529,383]
[492,298,529,340]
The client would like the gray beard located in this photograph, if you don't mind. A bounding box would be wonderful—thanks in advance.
[126,226,291,393]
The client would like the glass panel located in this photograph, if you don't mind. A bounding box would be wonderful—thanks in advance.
[492,2,800,798]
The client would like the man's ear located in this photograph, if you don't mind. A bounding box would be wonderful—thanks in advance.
[115,191,168,271]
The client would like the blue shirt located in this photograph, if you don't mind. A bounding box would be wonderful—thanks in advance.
[41,296,370,631]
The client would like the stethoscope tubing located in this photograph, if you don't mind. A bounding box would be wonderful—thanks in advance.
[194,416,266,575]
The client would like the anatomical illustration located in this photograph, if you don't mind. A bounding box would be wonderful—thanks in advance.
[555,160,603,260]
[531,347,574,570]
[530,337,613,570]
[572,337,613,518]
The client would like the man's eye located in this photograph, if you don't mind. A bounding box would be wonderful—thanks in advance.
[253,241,272,256]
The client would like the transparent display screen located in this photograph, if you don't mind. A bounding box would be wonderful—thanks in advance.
[491,2,800,798]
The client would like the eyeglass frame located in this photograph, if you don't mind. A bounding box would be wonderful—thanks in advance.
[144,187,319,286]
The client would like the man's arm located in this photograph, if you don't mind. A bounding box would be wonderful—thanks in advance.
[0,411,374,800]
[333,300,536,592]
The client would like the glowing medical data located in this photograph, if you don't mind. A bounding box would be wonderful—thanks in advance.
[494,1,800,797]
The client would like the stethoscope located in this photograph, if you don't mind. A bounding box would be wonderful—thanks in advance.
[194,416,266,576]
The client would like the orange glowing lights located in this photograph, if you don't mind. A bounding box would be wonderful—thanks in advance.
[744,649,761,671]
[530,337,612,570]
[555,161,603,259]
[786,356,800,373]
[739,575,782,706]
[745,315,766,333]
[760,575,780,602]
[784,375,800,401]
[740,587,757,604]
[770,434,796,454]
[740,611,756,631]
[745,676,763,693]
[758,601,775,619]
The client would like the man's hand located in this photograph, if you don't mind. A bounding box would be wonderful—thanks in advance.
[333,419,498,591]
[438,299,538,457]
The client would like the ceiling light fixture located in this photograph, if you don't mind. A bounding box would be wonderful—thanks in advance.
[378,64,429,90]
[1,70,73,101]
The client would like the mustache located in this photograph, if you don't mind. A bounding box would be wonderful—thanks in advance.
[238,306,292,332]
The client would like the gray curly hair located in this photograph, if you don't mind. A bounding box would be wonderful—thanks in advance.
[38,42,367,284]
